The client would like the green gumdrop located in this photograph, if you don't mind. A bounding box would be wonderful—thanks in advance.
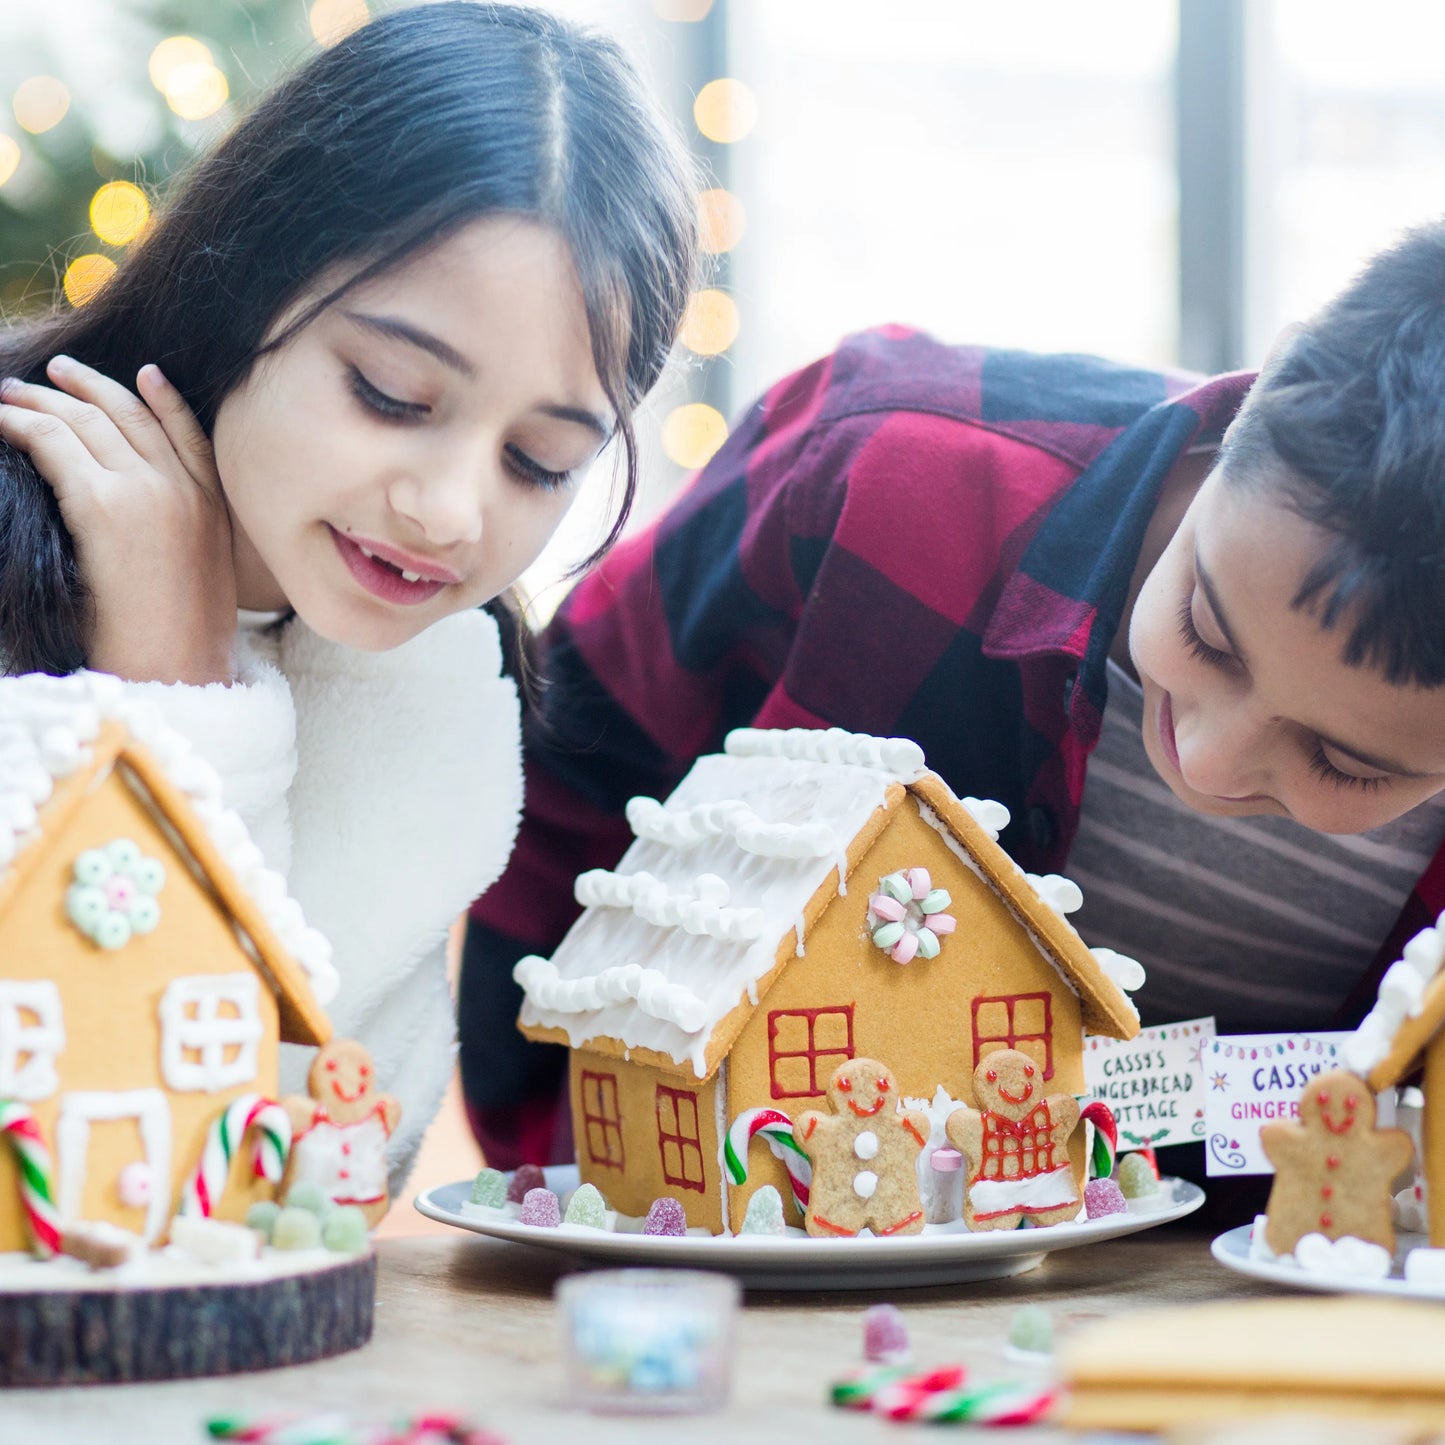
[872,922,905,949]
[920,889,952,914]
[284,1181,333,1218]
[880,872,912,903]
[1008,1304,1053,1354]
[245,1200,281,1241]
[270,1206,322,1251]
[562,1182,608,1228]
[740,1184,786,1235]
[322,1205,370,1253]
[468,1167,508,1207]
[1116,1153,1159,1199]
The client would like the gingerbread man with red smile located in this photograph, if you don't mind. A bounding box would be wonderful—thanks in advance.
[795,1058,929,1238]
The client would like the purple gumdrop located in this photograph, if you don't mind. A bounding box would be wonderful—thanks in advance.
[862,1303,909,1363]
[506,1162,547,1204]
[643,1196,687,1236]
[518,1187,561,1228]
[1084,1177,1129,1220]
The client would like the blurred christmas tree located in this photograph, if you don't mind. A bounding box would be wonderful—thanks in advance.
[0,0,372,316]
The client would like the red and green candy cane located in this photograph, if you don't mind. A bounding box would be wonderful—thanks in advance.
[1080,1100,1118,1180]
[0,1098,61,1257]
[723,1108,812,1213]
[179,1093,291,1218]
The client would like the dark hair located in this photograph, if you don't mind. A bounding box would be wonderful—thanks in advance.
[0,2,700,674]
[1221,219,1445,687]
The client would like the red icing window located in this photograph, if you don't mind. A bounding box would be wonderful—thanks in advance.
[767,1006,855,1099]
[580,1070,624,1170]
[655,1085,706,1193]
[972,992,1054,1080]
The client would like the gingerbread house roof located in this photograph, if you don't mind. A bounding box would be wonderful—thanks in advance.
[515,727,1142,1079]
[0,672,335,1045]
[1344,913,1445,1090]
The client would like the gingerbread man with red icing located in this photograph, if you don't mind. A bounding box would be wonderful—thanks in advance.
[795,1058,929,1238]
[283,1038,402,1228]
[946,1048,1081,1231]
[1261,1068,1412,1257]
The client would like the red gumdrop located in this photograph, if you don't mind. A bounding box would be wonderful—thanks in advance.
[643,1197,688,1236]
[1083,1178,1129,1220]
[862,1303,910,1363]
[506,1163,547,1204]
[518,1187,561,1228]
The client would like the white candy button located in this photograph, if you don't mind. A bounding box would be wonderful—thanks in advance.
[853,1131,879,1161]
[853,1170,879,1199]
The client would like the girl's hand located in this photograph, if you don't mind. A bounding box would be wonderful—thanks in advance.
[0,357,238,684]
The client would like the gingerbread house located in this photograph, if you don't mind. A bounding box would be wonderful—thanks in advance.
[515,727,1142,1234]
[0,672,337,1252]
[1345,913,1445,1246]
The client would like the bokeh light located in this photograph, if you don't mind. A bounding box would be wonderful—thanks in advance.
[310,0,370,46]
[90,182,150,246]
[13,78,70,135]
[0,136,19,190]
[697,188,747,255]
[63,254,117,309]
[164,63,229,121]
[651,0,714,19]
[661,403,728,469]
[679,289,740,356]
[148,37,213,93]
[694,79,758,144]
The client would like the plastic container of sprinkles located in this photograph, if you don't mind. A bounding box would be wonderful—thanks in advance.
[557,1268,740,1413]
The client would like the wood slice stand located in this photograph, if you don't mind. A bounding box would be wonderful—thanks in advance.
[0,1249,376,1385]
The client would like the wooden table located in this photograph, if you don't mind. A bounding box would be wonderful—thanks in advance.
[2,1218,1281,1441]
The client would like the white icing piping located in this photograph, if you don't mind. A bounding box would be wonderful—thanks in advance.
[724,725,925,779]
[513,955,710,1035]
[624,794,841,859]
[0,673,338,1007]
[574,869,764,942]
[1345,915,1445,1074]
[0,980,65,1101]
[56,1088,172,1244]
[1025,872,1083,916]
[962,796,1011,840]
[158,974,264,1092]
[1089,947,1146,996]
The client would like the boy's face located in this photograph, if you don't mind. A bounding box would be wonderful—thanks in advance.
[1128,467,1445,833]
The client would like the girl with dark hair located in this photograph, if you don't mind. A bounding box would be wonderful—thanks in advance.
[0,2,699,1190]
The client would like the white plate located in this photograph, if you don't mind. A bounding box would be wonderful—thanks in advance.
[1211,1223,1445,1300]
[415,1166,1205,1291]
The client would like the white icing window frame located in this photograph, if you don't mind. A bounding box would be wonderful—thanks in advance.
[159,973,264,1093]
[0,980,65,1102]
[56,1088,172,1244]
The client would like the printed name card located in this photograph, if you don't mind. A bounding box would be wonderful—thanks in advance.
[1202,1031,1351,1176]
[1082,1017,1214,1151]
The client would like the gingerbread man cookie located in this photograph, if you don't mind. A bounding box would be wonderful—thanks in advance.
[1261,1069,1413,1257]
[795,1058,928,1238]
[945,1048,1081,1231]
[282,1039,402,1228]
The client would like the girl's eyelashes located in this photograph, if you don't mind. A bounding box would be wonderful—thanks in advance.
[1307,744,1386,793]
[1176,593,1234,669]
[504,444,574,492]
[347,366,429,423]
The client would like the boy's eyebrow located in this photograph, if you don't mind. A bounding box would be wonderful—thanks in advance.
[1194,552,1249,666]
[341,309,614,440]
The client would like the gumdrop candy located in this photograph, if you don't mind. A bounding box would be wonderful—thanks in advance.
[519,1187,562,1228]
[740,1185,785,1235]
[1008,1304,1053,1355]
[322,1205,370,1253]
[507,1162,547,1204]
[468,1167,508,1208]
[271,1205,323,1251]
[1084,1177,1129,1219]
[245,1200,281,1241]
[1116,1153,1159,1199]
[862,1303,910,1364]
[284,1180,335,1219]
[644,1197,687,1236]
[562,1182,608,1228]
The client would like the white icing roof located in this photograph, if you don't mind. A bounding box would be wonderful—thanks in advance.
[1345,913,1445,1077]
[516,726,1135,1076]
[0,671,338,1007]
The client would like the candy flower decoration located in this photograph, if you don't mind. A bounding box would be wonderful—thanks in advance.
[867,868,956,964]
[65,837,165,951]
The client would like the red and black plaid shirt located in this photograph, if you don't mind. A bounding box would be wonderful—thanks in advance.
[460,327,1445,1167]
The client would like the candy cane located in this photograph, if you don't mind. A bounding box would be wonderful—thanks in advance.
[723,1108,812,1211]
[179,1094,291,1218]
[0,1099,60,1257]
[1080,1100,1118,1180]
[883,1378,1059,1424]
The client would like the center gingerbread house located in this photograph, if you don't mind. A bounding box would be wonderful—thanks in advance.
[515,728,1141,1234]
